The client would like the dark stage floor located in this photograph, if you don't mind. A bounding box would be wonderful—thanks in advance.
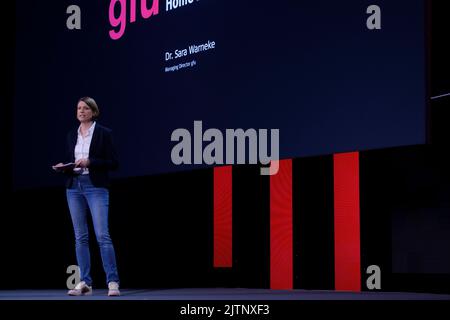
[1,288,450,300]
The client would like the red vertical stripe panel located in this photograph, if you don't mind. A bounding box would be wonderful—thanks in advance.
[333,152,361,291]
[214,166,233,268]
[270,160,293,289]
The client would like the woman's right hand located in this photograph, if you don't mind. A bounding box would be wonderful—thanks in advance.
[52,163,66,172]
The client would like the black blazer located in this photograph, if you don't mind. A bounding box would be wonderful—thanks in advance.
[65,123,119,188]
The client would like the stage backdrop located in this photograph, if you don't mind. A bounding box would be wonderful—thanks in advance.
[14,0,427,189]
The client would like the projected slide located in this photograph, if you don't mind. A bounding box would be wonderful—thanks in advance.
[14,0,427,188]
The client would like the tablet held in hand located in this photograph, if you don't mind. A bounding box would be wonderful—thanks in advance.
[52,162,75,172]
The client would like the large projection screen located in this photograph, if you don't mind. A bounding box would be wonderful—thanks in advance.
[14,0,427,188]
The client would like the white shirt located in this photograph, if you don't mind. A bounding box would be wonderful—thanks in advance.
[74,121,96,175]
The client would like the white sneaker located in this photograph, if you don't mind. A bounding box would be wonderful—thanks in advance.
[108,281,120,297]
[67,281,93,296]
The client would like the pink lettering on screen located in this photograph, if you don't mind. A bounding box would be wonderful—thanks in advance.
[109,0,160,40]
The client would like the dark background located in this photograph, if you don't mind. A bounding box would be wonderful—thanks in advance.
[1,0,450,293]
[13,0,426,189]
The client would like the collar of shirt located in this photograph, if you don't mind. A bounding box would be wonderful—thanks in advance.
[77,121,96,137]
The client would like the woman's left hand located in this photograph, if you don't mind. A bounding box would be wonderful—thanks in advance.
[75,158,90,168]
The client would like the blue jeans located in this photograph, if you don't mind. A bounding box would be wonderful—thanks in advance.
[66,175,120,286]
